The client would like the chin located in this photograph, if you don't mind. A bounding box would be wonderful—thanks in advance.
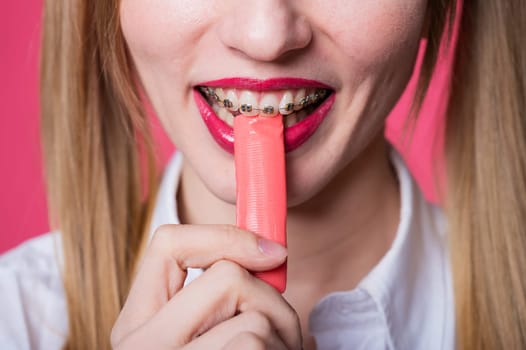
[285,162,341,208]
[192,153,334,209]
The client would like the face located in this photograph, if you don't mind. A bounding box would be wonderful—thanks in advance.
[120,0,428,206]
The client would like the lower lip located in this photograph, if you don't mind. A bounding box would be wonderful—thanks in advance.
[193,90,335,154]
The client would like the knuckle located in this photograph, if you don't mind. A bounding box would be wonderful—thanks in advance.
[210,259,249,283]
[230,332,266,350]
[244,311,273,338]
[150,224,174,252]
[222,224,248,246]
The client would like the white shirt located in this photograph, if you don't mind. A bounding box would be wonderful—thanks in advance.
[0,151,454,349]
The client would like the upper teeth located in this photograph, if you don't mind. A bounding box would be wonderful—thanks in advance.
[200,87,328,117]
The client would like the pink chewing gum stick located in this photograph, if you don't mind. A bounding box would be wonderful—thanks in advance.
[234,113,287,293]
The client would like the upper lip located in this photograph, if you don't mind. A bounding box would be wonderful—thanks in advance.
[196,77,334,91]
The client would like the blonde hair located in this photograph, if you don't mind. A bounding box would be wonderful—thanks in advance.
[446,1,526,348]
[39,0,526,349]
[41,1,157,349]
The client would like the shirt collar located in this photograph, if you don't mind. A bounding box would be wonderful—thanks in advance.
[148,152,183,241]
[310,149,453,348]
[359,150,452,348]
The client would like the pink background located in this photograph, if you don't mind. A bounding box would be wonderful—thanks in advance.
[0,2,452,254]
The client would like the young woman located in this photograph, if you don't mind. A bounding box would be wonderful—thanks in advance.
[1,0,525,349]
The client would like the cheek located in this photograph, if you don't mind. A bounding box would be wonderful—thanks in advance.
[325,1,427,69]
[120,0,209,62]
[119,0,215,132]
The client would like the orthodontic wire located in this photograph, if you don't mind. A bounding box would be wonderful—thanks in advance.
[201,87,327,115]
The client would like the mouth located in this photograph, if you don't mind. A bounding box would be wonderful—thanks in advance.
[193,78,336,154]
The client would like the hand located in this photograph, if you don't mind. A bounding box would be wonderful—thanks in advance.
[111,224,302,349]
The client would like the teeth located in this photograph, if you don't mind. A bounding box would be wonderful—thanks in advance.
[259,94,279,117]
[294,89,306,111]
[214,104,309,129]
[212,102,221,114]
[218,107,234,126]
[239,91,258,117]
[225,89,239,112]
[200,86,329,124]
[215,88,226,101]
[279,92,295,115]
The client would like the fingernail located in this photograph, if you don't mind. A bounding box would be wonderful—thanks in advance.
[257,238,287,258]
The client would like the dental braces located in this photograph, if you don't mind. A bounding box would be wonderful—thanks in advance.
[200,87,328,116]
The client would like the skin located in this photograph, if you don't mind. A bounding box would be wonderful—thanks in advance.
[114,0,429,349]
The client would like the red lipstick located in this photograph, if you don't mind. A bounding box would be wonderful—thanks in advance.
[198,77,333,91]
[193,77,335,154]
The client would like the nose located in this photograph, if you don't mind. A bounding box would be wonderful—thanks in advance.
[218,0,312,62]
